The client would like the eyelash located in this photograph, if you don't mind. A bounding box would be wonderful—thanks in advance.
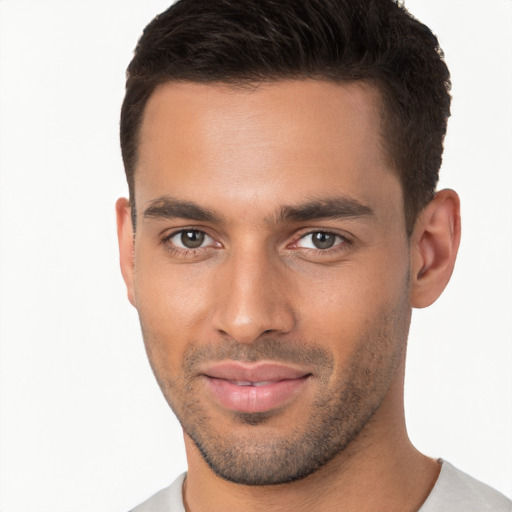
[290,231,349,252]
[160,228,352,258]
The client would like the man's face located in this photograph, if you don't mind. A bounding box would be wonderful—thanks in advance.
[123,80,413,484]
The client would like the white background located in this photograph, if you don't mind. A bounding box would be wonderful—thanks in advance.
[0,1,510,511]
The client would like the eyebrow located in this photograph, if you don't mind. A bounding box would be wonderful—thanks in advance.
[143,196,224,223]
[271,197,375,224]
[142,195,374,225]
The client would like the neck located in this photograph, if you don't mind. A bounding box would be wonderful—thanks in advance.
[182,363,439,512]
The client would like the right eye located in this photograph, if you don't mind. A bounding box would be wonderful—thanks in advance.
[165,229,214,249]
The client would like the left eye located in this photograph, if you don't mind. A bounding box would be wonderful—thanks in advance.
[296,232,344,250]
[167,230,213,249]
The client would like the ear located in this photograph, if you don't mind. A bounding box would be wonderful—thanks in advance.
[116,197,137,307]
[409,189,461,308]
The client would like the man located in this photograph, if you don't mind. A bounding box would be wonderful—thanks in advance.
[115,0,512,510]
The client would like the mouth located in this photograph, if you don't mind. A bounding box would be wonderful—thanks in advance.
[201,361,312,414]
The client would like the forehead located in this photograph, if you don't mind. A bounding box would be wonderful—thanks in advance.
[136,79,401,222]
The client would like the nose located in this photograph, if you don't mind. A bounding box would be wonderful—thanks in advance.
[212,247,296,344]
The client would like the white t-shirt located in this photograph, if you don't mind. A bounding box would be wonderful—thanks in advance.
[130,460,512,511]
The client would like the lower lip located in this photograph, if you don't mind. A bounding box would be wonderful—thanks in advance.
[204,376,309,413]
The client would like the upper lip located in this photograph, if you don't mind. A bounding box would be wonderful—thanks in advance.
[201,361,310,382]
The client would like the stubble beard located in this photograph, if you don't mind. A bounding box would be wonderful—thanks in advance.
[143,302,411,486]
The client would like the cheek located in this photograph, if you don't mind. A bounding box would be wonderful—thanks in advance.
[133,238,214,327]
[132,249,217,377]
[293,249,410,349]
[135,275,213,350]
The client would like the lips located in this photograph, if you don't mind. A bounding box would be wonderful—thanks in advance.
[201,361,311,413]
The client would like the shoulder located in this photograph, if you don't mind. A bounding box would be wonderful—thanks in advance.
[420,460,512,512]
[129,473,186,512]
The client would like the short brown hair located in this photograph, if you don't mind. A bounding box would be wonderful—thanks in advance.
[121,0,451,233]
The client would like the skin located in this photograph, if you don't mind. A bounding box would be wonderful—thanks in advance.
[117,80,461,511]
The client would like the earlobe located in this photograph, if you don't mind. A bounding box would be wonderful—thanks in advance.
[115,197,137,308]
[409,189,461,308]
